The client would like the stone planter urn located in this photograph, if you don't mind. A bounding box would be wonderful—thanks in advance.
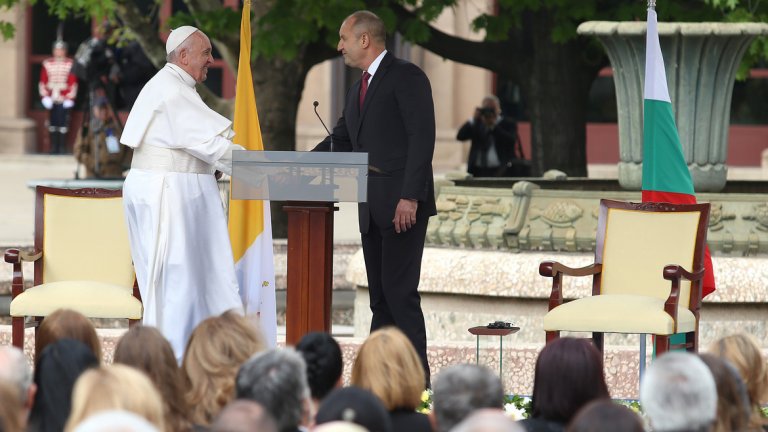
[578,21,768,192]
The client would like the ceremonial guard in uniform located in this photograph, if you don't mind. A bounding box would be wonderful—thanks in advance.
[39,40,78,154]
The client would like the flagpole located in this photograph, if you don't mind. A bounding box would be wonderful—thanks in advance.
[641,0,655,384]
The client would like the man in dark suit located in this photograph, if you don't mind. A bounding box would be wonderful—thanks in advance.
[314,10,436,382]
[456,95,520,177]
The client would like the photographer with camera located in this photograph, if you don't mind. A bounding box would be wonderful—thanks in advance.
[456,95,526,177]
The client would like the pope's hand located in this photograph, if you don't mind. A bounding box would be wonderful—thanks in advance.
[393,199,418,233]
[41,97,53,110]
[62,99,74,109]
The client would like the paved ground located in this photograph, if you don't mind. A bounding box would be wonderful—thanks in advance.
[0,154,362,247]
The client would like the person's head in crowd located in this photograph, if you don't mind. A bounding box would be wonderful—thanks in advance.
[71,410,160,432]
[314,387,392,432]
[641,351,717,432]
[211,400,278,432]
[708,333,768,429]
[351,327,424,411]
[35,308,101,364]
[0,380,24,432]
[528,338,610,426]
[28,339,99,432]
[451,409,524,432]
[65,364,164,432]
[566,400,644,432]
[114,325,191,431]
[183,309,265,426]
[236,348,310,432]
[0,346,36,428]
[313,421,369,432]
[432,364,504,432]
[698,353,752,432]
[296,332,343,402]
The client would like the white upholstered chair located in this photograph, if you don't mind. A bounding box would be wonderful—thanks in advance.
[4,186,142,351]
[539,199,710,356]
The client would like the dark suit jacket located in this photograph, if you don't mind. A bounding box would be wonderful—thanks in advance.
[315,52,437,233]
[456,116,518,176]
[390,409,433,432]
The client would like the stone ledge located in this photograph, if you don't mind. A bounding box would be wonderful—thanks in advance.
[346,247,768,303]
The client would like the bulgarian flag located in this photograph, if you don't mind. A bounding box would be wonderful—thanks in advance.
[228,0,277,346]
[642,7,716,297]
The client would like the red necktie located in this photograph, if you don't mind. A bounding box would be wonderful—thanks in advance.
[359,71,371,109]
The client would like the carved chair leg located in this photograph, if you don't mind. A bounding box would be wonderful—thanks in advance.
[11,317,24,348]
[592,332,604,354]
[31,316,44,356]
[656,335,670,356]
[686,332,697,352]
[546,331,560,344]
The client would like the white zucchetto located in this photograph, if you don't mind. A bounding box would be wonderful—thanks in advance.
[165,26,199,55]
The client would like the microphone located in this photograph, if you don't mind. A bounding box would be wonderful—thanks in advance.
[313,100,334,152]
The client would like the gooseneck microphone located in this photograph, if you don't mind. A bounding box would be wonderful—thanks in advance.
[313,100,334,152]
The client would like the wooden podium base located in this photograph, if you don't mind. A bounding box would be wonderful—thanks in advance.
[283,202,336,345]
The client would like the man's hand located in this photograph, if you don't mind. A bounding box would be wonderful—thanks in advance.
[473,108,483,123]
[393,199,418,233]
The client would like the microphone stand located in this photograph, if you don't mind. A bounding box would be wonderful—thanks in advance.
[313,100,335,187]
[313,100,334,153]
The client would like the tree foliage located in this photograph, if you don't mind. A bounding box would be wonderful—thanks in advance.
[1,0,766,176]
[704,0,768,77]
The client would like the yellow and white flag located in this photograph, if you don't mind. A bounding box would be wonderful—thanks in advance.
[229,0,276,346]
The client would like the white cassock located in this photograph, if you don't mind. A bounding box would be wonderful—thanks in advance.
[121,63,244,362]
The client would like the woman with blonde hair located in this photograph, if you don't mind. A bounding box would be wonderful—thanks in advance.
[114,325,192,431]
[698,353,753,432]
[351,327,432,432]
[182,310,265,426]
[64,364,165,431]
[35,308,101,364]
[709,333,768,430]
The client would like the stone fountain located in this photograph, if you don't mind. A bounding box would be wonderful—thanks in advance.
[579,20,768,192]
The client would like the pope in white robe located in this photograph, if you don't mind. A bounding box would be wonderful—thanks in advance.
[120,26,244,361]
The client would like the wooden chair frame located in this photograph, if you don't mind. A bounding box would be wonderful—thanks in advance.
[4,186,141,349]
[539,199,710,356]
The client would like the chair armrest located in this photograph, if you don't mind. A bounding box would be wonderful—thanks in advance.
[539,261,602,311]
[663,265,704,283]
[539,261,602,278]
[4,248,42,298]
[661,264,705,332]
[4,248,21,264]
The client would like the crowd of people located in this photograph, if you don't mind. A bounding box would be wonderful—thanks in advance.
[0,307,766,432]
